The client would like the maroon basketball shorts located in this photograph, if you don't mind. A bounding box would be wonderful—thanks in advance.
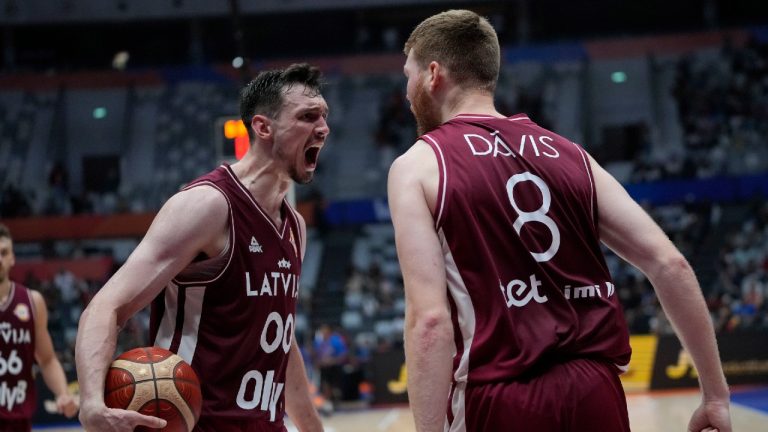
[449,358,630,432]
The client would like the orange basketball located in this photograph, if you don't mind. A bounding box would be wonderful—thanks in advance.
[104,347,202,432]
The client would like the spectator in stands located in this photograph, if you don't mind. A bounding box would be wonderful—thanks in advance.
[670,36,768,180]
[313,324,349,403]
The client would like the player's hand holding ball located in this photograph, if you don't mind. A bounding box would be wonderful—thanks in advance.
[81,346,202,432]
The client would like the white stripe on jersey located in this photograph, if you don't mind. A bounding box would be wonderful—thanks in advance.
[439,228,475,432]
[177,286,205,364]
[423,135,448,229]
[153,283,205,365]
[454,115,495,119]
[448,381,468,432]
[154,282,179,350]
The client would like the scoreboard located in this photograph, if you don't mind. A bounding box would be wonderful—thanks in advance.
[215,116,249,161]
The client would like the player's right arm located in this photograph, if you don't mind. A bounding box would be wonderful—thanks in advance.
[76,186,229,432]
[589,155,731,432]
[388,143,453,432]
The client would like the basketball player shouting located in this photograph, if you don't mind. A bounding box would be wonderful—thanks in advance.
[76,64,327,432]
[0,224,78,432]
[388,10,731,432]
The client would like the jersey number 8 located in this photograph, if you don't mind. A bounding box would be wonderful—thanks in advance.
[506,172,561,262]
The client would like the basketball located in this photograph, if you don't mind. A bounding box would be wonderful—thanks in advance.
[104,347,202,432]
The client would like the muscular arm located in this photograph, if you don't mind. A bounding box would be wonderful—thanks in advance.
[284,212,323,432]
[388,145,453,432]
[590,156,731,432]
[31,290,78,418]
[75,187,228,431]
[284,339,323,432]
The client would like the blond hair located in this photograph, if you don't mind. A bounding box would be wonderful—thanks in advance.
[404,9,500,92]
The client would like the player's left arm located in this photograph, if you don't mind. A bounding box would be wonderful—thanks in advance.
[285,339,322,432]
[284,211,323,431]
[31,290,78,418]
[589,155,731,432]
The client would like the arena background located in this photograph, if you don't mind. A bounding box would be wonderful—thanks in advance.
[0,0,767,430]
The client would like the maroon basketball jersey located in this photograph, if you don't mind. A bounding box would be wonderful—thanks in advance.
[150,165,302,431]
[0,283,37,421]
[421,114,631,386]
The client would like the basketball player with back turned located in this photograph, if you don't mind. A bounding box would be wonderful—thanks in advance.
[0,224,78,432]
[76,64,327,432]
[388,10,731,432]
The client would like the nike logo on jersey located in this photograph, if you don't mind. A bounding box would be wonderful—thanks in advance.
[249,237,263,253]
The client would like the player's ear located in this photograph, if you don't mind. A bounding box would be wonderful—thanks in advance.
[427,61,442,92]
[250,114,272,140]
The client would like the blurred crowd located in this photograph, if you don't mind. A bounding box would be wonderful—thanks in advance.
[711,201,768,332]
[633,36,768,182]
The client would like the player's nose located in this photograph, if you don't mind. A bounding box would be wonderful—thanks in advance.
[315,118,330,140]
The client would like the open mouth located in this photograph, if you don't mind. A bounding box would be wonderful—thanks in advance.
[304,146,321,168]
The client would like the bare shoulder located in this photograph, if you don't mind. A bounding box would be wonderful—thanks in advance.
[296,211,307,239]
[162,185,229,219]
[28,289,46,307]
[389,140,436,183]
[154,185,229,234]
[292,208,308,257]
[27,289,48,319]
[389,140,439,212]
[145,185,230,257]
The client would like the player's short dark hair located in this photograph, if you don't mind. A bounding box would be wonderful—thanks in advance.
[404,9,500,93]
[0,223,11,241]
[239,63,324,141]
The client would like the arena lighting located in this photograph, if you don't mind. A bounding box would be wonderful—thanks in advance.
[232,56,244,69]
[92,107,107,119]
[223,119,249,160]
[112,51,130,70]
[611,71,627,83]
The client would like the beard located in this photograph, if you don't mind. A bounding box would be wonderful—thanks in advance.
[411,80,442,136]
[291,168,314,185]
[275,144,314,185]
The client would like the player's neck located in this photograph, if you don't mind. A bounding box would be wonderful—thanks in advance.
[229,155,291,222]
[0,280,11,304]
[442,89,502,122]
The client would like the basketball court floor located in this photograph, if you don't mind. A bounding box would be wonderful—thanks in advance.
[33,387,768,431]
